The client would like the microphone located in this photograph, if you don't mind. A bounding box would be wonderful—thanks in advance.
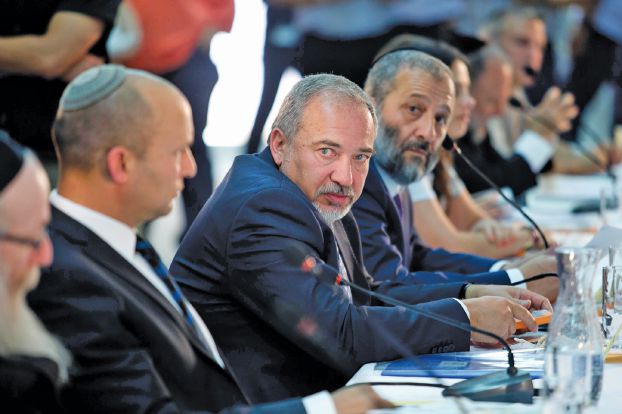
[284,244,535,404]
[442,136,549,249]
[523,66,538,79]
[508,97,618,213]
[508,97,611,176]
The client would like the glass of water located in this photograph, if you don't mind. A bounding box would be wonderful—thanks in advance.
[603,265,622,350]
[614,267,622,315]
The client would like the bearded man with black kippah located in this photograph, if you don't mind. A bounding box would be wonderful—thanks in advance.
[0,132,71,412]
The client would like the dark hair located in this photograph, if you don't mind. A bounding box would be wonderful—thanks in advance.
[372,34,469,70]
[468,44,511,83]
[365,49,453,112]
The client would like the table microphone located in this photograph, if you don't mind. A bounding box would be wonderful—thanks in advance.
[284,244,535,404]
[442,136,549,248]
[523,66,538,79]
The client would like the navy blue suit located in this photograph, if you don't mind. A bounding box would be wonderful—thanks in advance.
[0,356,63,413]
[28,207,306,414]
[352,160,511,285]
[171,149,472,403]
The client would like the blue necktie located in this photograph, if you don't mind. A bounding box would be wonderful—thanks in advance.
[135,236,196,328]
[135,236,226,368]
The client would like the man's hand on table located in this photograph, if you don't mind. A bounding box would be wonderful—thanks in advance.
[463,285,552,344]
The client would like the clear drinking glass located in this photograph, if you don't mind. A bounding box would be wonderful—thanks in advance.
[544,247,604,414]
[614,267,622,314]
[601,266,622,352]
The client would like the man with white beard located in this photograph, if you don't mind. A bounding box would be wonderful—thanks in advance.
[0,132,71,410]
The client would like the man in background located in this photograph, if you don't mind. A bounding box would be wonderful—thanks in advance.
[456,6,580,194]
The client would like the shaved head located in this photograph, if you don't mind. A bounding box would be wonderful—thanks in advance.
[53,66,181,175]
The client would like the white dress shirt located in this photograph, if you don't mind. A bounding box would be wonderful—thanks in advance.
[488,88,555,171]
[408,174,436,203]
[50,191,336,414]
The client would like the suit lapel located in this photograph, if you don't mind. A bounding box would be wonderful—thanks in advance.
[50,207,226,368]
[369,162,410,262]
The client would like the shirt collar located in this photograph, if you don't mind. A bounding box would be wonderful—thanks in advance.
[375,162,406,198]
[50,190,137,262]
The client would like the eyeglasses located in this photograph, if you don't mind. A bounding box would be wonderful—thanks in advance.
[0,231,44,249]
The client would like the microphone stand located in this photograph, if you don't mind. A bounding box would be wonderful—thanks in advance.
[508,97,611,177]
[286,245,535,404]
[509,97,618,212]
[442,136,549,249]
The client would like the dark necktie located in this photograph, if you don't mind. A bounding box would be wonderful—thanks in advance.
[135,236,226,368]
[395,189,412,265]
[135,236,196,328]
[393,193,403,217]
[332,221,370,305]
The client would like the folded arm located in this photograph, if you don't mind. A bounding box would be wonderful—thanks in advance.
[0,11,104,79]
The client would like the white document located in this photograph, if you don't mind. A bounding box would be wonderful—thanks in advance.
[585,225,622,249]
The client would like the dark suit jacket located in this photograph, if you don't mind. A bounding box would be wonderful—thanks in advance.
[171,148,472,403]
[352,161,511,286]
[453,129,538,197]
[28,207,305,414]
[0,355,63,413]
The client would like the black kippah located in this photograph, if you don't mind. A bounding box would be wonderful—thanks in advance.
[0,130,25,193]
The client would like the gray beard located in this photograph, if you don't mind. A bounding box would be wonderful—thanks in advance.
[313,202,349,224]
[312,182,355,224]
[374,120,440,185]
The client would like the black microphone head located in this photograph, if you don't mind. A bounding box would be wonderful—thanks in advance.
[442,136,455,151]
[523,66,537,78]
[508,97,523,110]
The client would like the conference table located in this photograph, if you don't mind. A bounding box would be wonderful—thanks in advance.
[349,347,622,413]
[348,171,622,413]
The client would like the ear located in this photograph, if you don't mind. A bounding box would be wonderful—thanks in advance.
[269,129,289,167]
[106,146,135,184]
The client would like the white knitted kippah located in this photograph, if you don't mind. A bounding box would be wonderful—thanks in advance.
[60,64,128,111]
